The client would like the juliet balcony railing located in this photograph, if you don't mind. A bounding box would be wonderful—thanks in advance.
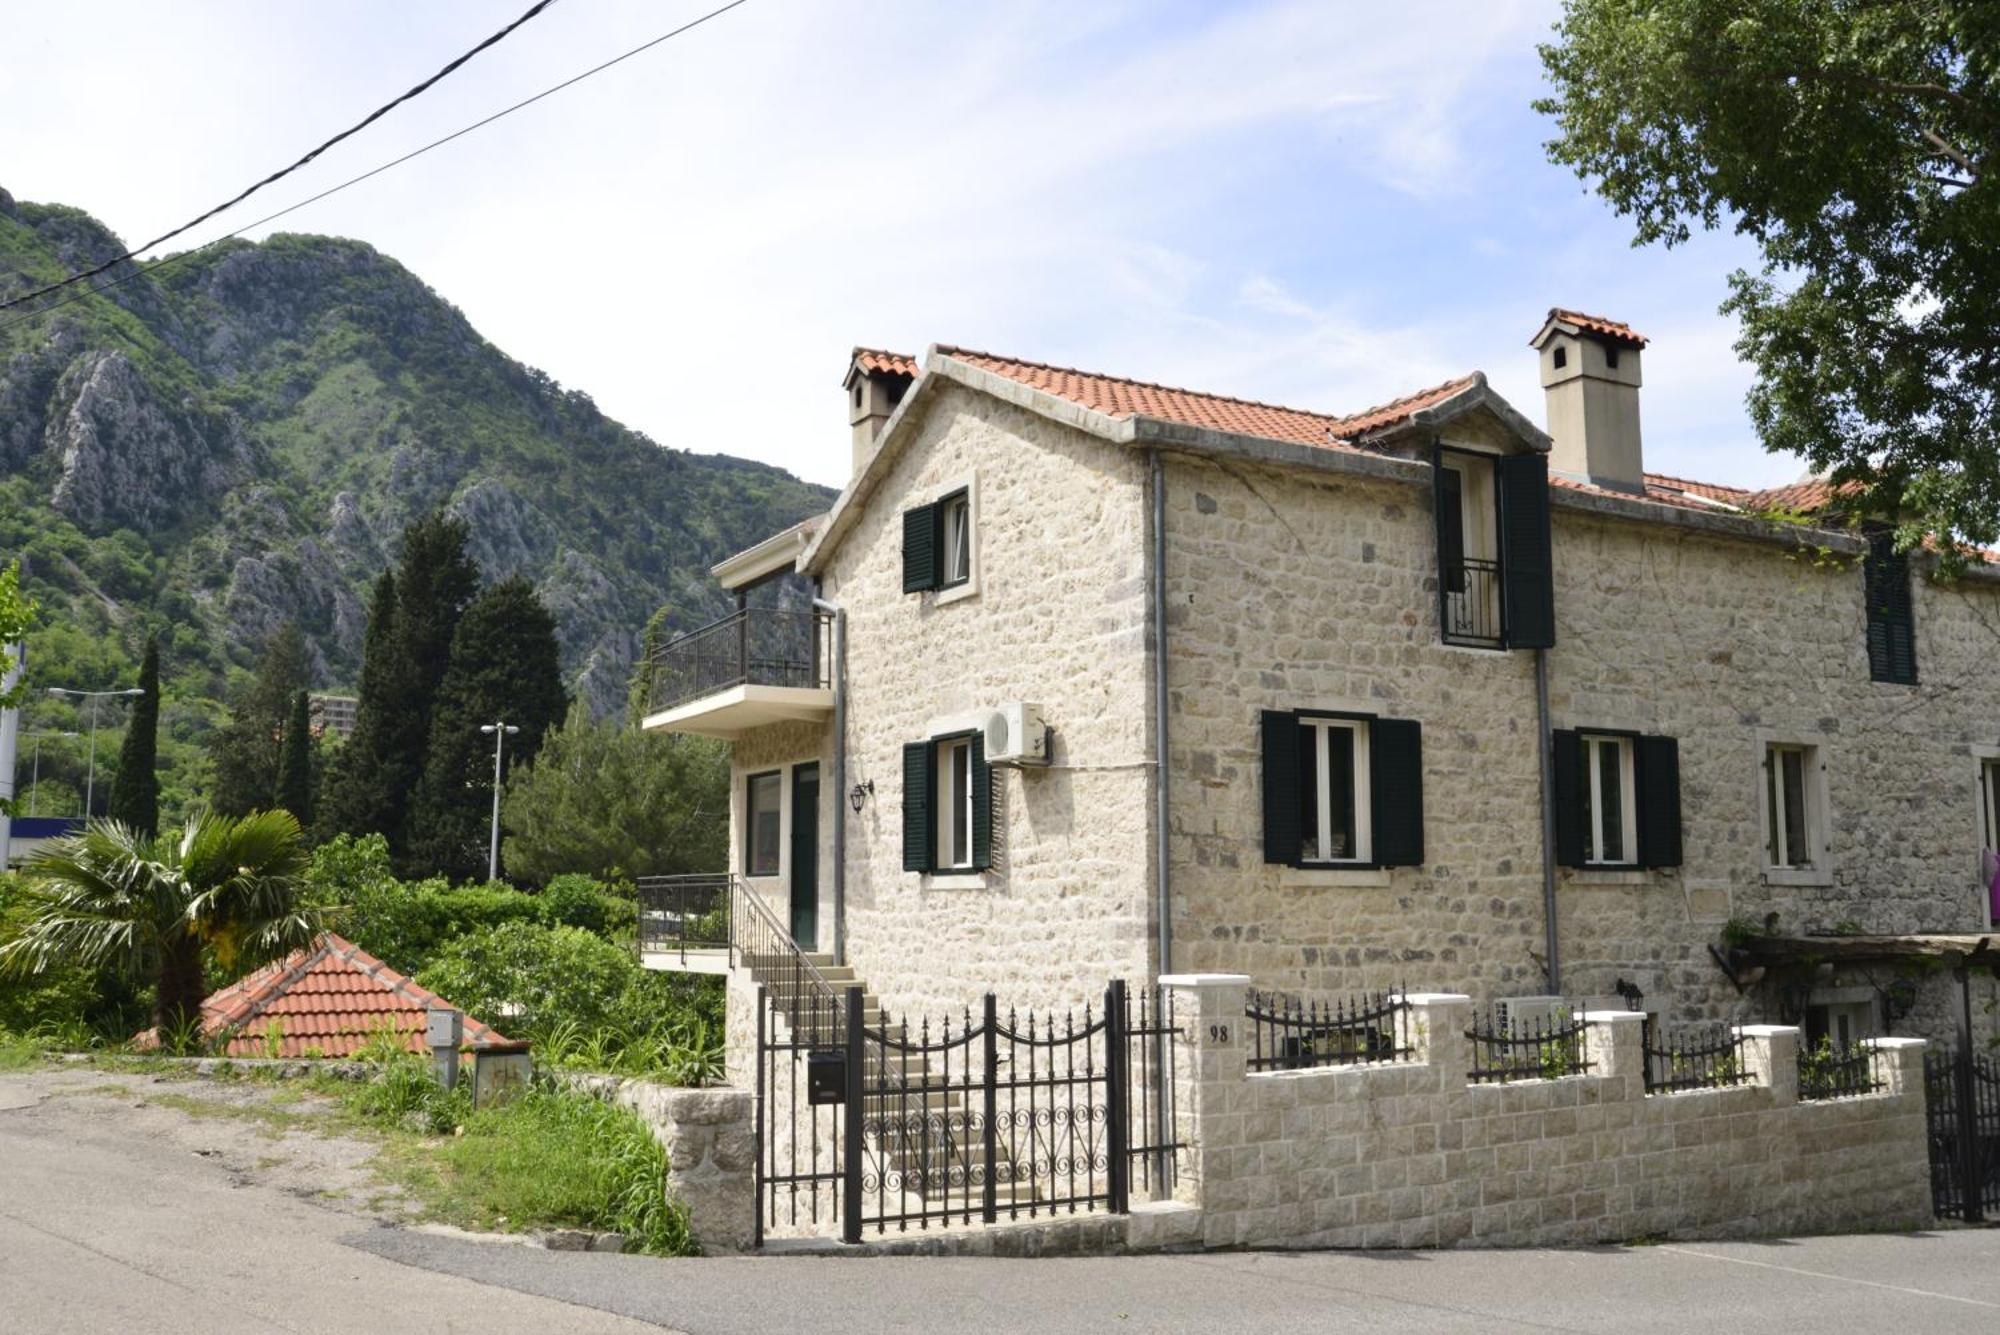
[647,605,834,717]
[1442,556,1504,648]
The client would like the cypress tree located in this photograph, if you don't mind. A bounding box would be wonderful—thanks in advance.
[106,636,160,837]
[317,571,402,840]
[409,576,568,882]
[383,511,479,862]
[626,607,670,727]
[275,690,314,829]
[207,625,308,818]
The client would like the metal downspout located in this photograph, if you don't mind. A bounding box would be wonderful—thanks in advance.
[1535,646,1561,993]
[1149,449,1173,1198]
[813,596,847,965]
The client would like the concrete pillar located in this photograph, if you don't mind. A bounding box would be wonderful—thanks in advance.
[1738,1024,1801,1105]
[1402,993,1472,1085]
[1158,973,1249,1212]
[1583,1010,1647,1100]
[1863,1035,1927,1097]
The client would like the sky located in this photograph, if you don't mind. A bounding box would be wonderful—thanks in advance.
[4,0,1803,493]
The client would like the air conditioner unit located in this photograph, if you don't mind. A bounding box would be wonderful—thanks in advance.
[983,702,1049,766]
[1492,995,1571,1036]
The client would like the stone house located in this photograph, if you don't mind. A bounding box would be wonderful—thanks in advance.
[639,311,2000,1054]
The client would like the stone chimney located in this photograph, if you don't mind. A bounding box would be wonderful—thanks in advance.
[1529,309,1648,493]
[844,348,917,476]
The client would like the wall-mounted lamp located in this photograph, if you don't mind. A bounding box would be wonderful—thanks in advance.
[848,779,874,813]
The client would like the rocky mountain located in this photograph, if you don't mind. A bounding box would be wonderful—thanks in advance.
[0,189,832,746]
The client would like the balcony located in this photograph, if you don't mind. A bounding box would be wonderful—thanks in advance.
[636,874,733,974]
[639,605,834,739]
[1442,557,1504,649]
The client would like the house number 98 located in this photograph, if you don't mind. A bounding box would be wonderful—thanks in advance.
[1207,1023,1230,1044]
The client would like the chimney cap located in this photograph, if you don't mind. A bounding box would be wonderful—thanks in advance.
[1530,308,1649,350]
[843,347,919,387]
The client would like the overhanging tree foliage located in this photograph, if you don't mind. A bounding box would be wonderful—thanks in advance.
[0,561,39,818]
[501,703,729,886]
[1538,0,2000,562]
[105,636,159,837]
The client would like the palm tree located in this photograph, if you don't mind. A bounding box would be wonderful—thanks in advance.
[0,809,323,1034]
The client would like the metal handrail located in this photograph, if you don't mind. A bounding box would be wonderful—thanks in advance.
[647,605,833,715]
[727,875,845,1046]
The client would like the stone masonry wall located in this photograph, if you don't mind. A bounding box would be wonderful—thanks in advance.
[819,382,1157,1020]
[562,1074,756,1254]
[1163,445,2000,1043]
[1162,975,1931,1249]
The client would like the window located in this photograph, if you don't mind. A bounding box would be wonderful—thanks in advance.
[1298,718,1371,864]
[901,480,977,597]
[1864,533,1917,684]
[1552,345,1567,370]
[1765,743,1821,869]
[746,770,782,877]
[1581,734,1636,865]
[1553,730,1680,869]
[1604,345,1619,369]
[902,732,992,874]
[939,491,970,588]
[1261,710,1423,869]
[1433,447,1554,650]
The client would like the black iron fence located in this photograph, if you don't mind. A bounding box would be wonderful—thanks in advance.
[753,980,1182,1245]
[1245,990,1414,1073]
[1442,557,1504,648]
[1465,1003,1592,1084]
[1796,1039,1882,1101]
[1643,1023,1750,1095]
[635,874,731,963]
[647,605,833,716]
[1925,1046,2000,1222]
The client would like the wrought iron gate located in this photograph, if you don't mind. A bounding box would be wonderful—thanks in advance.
[754,979,1179,1245]
[1924,1046,2000,1221]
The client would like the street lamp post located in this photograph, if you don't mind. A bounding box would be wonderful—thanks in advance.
[26,731,78,817]
[479,722,520,883]
[45,687,144,818]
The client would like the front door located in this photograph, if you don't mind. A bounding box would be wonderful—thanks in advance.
[790,763,819,949]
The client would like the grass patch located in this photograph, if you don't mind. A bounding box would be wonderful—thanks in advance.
[0,1032,49,1070]
[337,1062,694,1256]
[143,1091,324,1137]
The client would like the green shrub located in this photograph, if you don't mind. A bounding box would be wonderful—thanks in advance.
[536,873,635,937]
[311,835,542,976]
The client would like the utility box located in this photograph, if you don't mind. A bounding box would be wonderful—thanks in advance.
[426,1007,463,1051]
[471,1042,533,1107]
[807,1050,847,1105]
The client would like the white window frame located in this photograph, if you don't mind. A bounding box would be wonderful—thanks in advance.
[1301,717,1372,866]
[931,473,980,607]
[1979,753,2000,854]
[1581,733,1638,867]
[1758,739,1831,881]
[934,735,975,872]
[939,491,970,588]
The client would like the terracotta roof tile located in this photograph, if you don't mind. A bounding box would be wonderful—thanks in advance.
[850,348,919,379]
[1540,308,1649,348]
[137,933,511,1059]
[1642,472,1753,505]
[936,345,1480,451]
[1742,478,1860,514]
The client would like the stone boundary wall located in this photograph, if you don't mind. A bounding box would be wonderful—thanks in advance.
[1162,975,1932,1250]
[561,1074,756,1254]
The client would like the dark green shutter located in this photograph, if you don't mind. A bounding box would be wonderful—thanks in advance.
[1368,717,1424,867]
[1550,729,1585,867]
[1434,456,1466,594]
[970,734,993,870]
[902,503,939,593]
[1636,734,1682,868]
[901,740,933,871]
[1496,454,1556,649]
[1864,534,1917,684]
[1261,710,1302,866]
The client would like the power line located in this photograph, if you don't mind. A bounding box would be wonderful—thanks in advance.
[0,0,754,335]
[1,0,565,312]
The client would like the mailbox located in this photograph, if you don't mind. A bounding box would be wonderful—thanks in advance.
[807,1049,847,1105]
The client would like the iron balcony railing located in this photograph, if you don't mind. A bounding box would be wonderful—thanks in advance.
[1442,556,1504,648]
[637,871,845,1045]
[647,605,834,716]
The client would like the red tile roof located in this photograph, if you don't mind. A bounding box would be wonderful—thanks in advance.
[1540,308,1649,348]
[1643,472,1754,505]
[850,348,919,379]
[937,345,1480,450]
[1742,477,1860,514]
[144,934,513,1059]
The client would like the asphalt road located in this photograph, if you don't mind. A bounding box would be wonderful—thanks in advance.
[5,1065,1999,1334]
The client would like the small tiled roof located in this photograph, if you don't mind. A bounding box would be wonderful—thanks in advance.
[151,933,512,1059]
[849,348,919,379]
[938,345,1481,451]
[1643,472,1754,505]
[1742,477,1858,514]
[1539,308,1649,348]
